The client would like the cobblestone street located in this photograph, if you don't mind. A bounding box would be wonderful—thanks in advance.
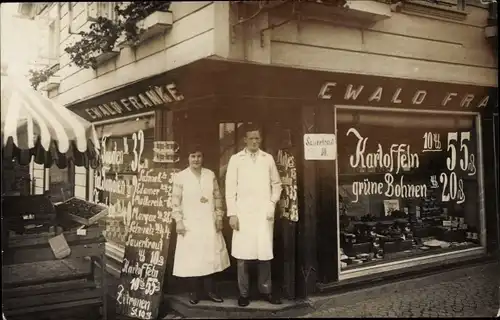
[303,262,499,318]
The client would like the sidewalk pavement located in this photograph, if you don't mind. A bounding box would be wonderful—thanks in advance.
[160,261,499,319]
[302,261,499,318]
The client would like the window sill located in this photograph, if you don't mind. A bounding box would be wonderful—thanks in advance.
[401,0,468,21]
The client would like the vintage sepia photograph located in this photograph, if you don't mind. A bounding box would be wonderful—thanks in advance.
[1,1,499,319]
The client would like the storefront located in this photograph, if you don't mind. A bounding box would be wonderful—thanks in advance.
[66,58,498,301]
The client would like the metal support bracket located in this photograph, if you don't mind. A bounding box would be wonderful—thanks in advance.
[259,2,298,48]
[230,0,292,44]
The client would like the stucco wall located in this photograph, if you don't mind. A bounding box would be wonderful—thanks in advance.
[227,1,497,87]
[48,2,218,106]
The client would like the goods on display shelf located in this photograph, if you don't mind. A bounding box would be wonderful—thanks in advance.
[2,193,108,319]
[55,197,109,226]
[339,203,480,269]
[2,195,57,235]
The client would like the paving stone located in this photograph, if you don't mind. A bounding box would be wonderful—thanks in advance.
[303,262,499,318]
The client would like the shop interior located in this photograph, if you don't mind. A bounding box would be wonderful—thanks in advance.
[336,108,483,271]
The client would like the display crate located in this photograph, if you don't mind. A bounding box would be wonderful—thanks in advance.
[55,197,108,226]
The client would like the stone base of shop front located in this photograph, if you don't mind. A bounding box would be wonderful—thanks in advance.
[164,294,311,319]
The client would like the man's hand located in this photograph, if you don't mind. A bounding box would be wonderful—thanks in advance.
[267,202,276,221]
[176,221,186,236]
[229,216,239,231]
[215,218,223,232]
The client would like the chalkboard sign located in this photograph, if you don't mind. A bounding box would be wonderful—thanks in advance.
[116,167,177,320]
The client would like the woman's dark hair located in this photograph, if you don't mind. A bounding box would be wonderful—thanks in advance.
[185,143,204,157]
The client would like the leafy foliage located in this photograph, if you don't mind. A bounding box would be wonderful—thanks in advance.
[63,2,172,69]
[28,68,55,90]
[115,1,172,45]
[64,17,122,69]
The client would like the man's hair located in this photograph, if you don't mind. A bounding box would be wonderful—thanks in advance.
[243,123,262,136]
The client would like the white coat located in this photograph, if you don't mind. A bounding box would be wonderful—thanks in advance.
[225,149,282,261]
[172,168,230,277]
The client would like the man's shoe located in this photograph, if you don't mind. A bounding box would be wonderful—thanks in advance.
[238,296,250,307]
[207,292,224,303]
[263,293,282,305]
[188,292,199,305]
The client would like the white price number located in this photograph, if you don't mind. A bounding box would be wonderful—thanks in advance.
[144,278,160,296]
[440,172,465,204]
[423,132,442,151]
[130,307,152,320]
[446,131,476,176]
[138,249,146,262]
[130,277,143,291]
[130,130,145,172]
[149,250,165,266]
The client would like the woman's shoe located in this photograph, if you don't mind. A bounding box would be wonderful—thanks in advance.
[207,292,224,303]
[188,292,199,305]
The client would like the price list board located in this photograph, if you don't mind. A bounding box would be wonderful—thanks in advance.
[116,168,177,320]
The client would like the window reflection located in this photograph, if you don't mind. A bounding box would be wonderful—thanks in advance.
[337,109,481,271]
[48,164,74,203]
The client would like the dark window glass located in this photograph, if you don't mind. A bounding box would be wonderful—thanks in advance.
[337,109,481,271]
[48,164,74,203]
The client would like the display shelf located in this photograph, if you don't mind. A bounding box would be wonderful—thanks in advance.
[2,220,108,319]
[341,242,480,271]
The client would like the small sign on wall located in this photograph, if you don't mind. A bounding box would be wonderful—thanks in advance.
[303,134,336,160]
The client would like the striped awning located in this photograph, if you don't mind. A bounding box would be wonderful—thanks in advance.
[1,73,100,169]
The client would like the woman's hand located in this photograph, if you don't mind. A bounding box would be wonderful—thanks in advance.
[229,216,239,231]
[215,218,223,232]
[267,202,276,221]
[176,221,186,236]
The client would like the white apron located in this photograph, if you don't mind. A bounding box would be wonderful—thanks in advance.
[226,150,282,261]
[172,168,230,277]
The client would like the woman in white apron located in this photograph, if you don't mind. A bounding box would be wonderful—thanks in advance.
[171,145,230,304]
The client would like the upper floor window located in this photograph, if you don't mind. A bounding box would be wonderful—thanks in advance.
[87,2,119,21]
[35,4,59,67]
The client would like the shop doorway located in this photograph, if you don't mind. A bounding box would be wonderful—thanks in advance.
[216,120,299,299]
[164,106,300,300]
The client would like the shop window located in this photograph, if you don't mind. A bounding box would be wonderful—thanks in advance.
[413,0,466,10]
[48,163,75,203]
[337,108,482,272]
[93,115,155,247]
[2,160,31,196]
[218,122,255,186]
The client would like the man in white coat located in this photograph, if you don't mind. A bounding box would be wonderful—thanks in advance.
[225,125,283,307]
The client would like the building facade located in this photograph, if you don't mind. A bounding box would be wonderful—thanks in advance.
[23,0,498,301]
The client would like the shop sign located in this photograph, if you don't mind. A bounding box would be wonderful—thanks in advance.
[318,82,491,110]
[82,82,184,122]
[152,141,179,164]
[303,133,336,160]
